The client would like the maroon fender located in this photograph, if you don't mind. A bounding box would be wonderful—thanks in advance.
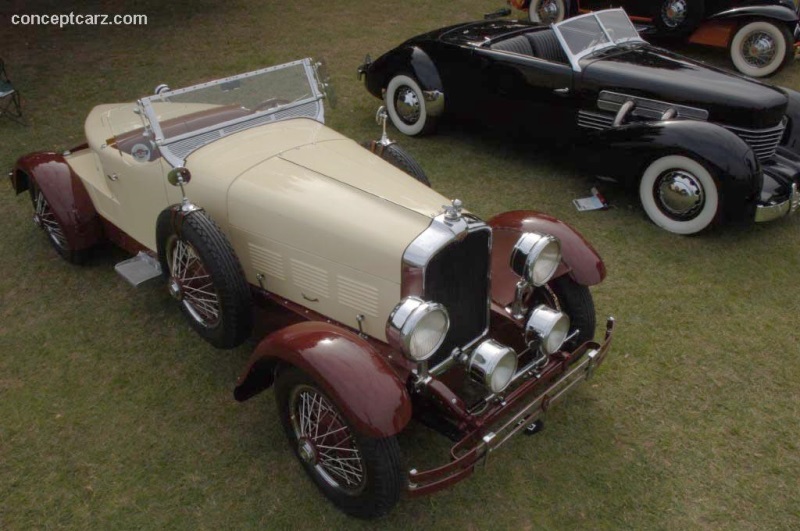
[13,151,103,251]
[488,210,606,307]
[234,321,412,438]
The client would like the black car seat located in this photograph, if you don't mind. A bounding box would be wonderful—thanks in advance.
[525,30,569,64]
[490,35,533,56]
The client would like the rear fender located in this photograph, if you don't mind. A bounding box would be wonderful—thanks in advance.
[488,211,605,307]
[709,5,798,24]
[13,152,103,250]
[583,120,761,224]
[234,321,412,438]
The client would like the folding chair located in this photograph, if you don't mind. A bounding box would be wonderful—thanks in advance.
[0,58,24,124]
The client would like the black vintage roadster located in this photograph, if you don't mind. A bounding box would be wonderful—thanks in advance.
[359,9,800,234]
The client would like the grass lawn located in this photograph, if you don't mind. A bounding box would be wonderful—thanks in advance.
[1,0,799,528]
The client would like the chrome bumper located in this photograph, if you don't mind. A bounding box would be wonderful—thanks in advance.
[755,183,800,223]
[407,317,615,495]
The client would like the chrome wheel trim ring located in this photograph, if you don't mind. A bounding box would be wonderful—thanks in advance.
[394,86,421,125]
[655,170,706,220]
[741,31,777,67]
[165,237,221,328]
[661,0,687,28]
[33,189,68,250]
[289,384,366,494]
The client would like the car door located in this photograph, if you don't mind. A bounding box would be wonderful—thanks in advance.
[472,48,579,137]
[98,106,171,251]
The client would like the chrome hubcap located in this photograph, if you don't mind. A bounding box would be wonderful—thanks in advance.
[298,440,316,464]
[395,86,420,124]
[33,189,67,249]
[167,278,182,300]
[656,170,705,219]
[539,0,560,23]
[167,239,220,327]
[742,32,777,67]
[290,385,365,493]
[662,0,687,28]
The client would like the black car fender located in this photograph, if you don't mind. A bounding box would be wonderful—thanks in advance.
[365,46,444,100]
[709,5,799,24]
[779,87,800,152]
[581,120,762,223]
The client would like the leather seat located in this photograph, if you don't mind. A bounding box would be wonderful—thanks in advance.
[525,30,569,64]
[490,35,533,56]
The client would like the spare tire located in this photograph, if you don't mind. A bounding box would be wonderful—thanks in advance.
[361,141,431,186]
[156,206,253,349]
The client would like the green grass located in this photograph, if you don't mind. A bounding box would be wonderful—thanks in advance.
[2,0,800,528]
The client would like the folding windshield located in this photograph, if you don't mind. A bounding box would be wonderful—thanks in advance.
[138,58,326,167]
[553,9,644,70]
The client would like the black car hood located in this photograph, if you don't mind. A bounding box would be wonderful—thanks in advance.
[579,46,788,129]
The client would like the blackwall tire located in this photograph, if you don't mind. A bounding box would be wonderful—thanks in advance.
[528,0,567,24]
[29,183,89,265]
[548,275,596,352]
[275,366,404,519]
[361,141,431,186]
[653,0,705,36]
[156,207,252,349]
[639,155,719,235]
[729,20,793,78]
[384,74,437,136]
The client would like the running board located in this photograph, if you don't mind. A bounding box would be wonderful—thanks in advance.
[115,252,162,287]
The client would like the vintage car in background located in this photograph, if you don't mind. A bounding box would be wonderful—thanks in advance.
[359,9,800,234]
[9,59,614,518]
[509,0,799,77]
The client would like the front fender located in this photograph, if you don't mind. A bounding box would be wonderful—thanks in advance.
[365,46,444,103]
[779,87,800,152]
[234,321,412,438]
[582,120,761,224]
[709,5,798,24]
[487,211,605,307]
[13,151,103,250]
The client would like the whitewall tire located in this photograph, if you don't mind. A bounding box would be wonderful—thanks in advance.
[730,20,793,78]
[384,74,436,136]
[528,0,567,24]
[639,155,719,235]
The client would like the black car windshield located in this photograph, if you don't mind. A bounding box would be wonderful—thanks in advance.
[554,9,643,66]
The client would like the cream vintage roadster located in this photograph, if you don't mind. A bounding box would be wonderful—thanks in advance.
[9,59,614,518]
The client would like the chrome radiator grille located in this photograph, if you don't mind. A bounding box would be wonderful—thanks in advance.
[725,119,787,162]
[424,228,491,366]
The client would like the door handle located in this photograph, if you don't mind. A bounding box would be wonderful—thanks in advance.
[553,87,571,96]
[106,173,119,181]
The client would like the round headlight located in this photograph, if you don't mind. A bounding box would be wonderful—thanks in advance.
[526,305,570,354]
[386,297,450,361]
[509,233,562,286]
[468,339,518,393]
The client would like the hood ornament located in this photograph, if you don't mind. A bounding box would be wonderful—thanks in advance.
[443,199,463,221]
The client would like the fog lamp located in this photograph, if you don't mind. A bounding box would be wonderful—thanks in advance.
[526,305,570,354]
[386,297,449,361]
[468,339,518,393]
[509,233,562,286]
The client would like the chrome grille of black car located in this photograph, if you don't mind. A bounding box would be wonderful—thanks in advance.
[725,119,787,162]
[424,228,491,366]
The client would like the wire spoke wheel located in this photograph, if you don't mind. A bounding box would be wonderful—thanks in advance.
[275,366,403,518]
[290,384,366,493]
[33,188,67,250]
[166,237,221,328]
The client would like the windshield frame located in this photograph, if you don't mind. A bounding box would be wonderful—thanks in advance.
[137,58,326,167]
[553,9,646,72]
